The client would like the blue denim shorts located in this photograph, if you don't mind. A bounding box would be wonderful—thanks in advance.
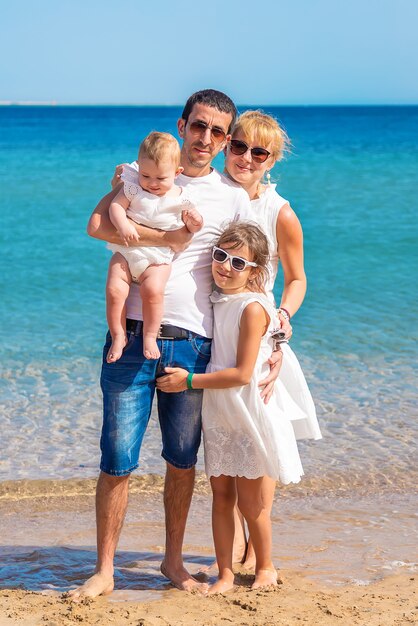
[99,322,212,475]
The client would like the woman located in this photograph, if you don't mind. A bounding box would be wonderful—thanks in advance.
[224,110,322,570]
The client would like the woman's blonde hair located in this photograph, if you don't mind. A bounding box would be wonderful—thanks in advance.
[232,110,290,162]
[215,221,270,293]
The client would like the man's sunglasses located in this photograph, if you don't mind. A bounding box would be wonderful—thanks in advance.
[188,120,227,143]
[212,246,258,272]
[229,139,271,163]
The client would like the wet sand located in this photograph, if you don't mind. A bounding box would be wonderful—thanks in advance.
[1,476,417,625]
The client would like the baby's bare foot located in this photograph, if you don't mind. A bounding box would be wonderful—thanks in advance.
[251,568,278,590]
[143,337,160,360]
[66,572,114,601]
[107,334,127,363]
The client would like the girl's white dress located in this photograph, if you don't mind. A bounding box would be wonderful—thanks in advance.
[203,291,304,484]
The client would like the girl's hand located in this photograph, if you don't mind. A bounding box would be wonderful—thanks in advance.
[156,367,189,393]
[111,163,128,189]
[258,348,283,404]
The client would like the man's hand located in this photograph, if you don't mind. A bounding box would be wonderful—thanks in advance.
[156,367,189,393]
[164,226,194,253]
[258,348,283,404]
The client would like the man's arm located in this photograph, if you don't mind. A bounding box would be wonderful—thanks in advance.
[87,186,193,251]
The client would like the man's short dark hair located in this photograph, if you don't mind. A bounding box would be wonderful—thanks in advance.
[182,89,237,133]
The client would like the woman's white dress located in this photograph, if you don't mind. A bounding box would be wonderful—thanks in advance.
[203,292,304,484]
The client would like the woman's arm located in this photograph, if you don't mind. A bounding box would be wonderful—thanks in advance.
[156,303,269,393]
[87,186,193,251]
[276,203,307,319]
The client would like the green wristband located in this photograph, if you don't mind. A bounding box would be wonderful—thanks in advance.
[186,372,194,390]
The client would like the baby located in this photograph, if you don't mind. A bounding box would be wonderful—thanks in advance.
[106,131,203,361]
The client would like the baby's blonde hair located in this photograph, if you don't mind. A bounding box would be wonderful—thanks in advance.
[232,110,290,161]
[138,131,181,167]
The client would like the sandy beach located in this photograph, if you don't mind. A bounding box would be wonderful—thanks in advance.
[1,571,417,626]
[1,476,417,625]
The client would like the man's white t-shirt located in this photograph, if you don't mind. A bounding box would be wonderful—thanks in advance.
[124,166,253,338]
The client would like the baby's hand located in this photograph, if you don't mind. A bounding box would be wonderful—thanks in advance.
[118,222,141,246]
[182,207,203,234]
[111,163,128,189]
[156,367,189,392]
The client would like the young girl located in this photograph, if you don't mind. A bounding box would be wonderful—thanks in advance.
[157,222,304,594]
[107,131,203,361]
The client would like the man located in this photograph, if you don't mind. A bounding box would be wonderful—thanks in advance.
[70,89,279,599]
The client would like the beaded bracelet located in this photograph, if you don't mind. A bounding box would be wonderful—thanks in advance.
[186,372,194,390]
[278,307,291,321]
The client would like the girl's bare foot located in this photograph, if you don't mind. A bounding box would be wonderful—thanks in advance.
[107,334,127,363]
[207,575,235,595]
[66,572,114,601]
[143,336,160,360]
[251,568,278,590]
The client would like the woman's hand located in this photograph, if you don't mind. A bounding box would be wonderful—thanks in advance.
[156,367,189,393]
[258,348,283,404]
[111,163,128,189]
[278,312,293,340]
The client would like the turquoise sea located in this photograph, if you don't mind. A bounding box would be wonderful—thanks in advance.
[0,105,417,592]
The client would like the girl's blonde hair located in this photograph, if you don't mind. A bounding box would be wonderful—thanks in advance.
[138,131,181,167]
[232,110,290,161]
[215,221,270,293]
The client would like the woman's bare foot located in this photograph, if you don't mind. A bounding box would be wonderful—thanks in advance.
[207,575,235,596]
[160,561,208,593]
[251,568,278,590]
[66,572,114,601]
[106,334,127,363]
[143,335,160,360]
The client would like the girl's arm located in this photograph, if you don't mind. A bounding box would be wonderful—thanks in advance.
[156,302,269,393]
[87,187,193,251]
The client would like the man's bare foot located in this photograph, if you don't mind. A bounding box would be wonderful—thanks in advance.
[160,562,208,593]
[251,568,278,590]
[106,334,127,363]
[207,576,235,596]
[143,336,160,360]
[66,572,114,601]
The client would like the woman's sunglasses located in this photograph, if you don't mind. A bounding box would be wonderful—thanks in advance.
[212,246,258,272]
[188,120,227,143]
[229,139,271,163]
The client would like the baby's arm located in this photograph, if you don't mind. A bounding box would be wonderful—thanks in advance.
[182,206,203,234]
[156,303,269,393]
[109,189,141,245]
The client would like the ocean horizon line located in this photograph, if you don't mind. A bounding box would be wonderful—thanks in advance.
[1,101,417,108]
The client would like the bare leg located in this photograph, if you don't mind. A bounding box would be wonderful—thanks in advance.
[68,472,130,599]
[242,476,276,571]
[106,253,132,363]
[139,264,171,360]
[160,463,207,592]
[236,477,278,591]
[207,475,236,595]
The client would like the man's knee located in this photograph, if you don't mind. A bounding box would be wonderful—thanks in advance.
[98,470,130,489]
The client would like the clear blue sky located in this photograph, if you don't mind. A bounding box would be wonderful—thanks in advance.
[1,0,417,105]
